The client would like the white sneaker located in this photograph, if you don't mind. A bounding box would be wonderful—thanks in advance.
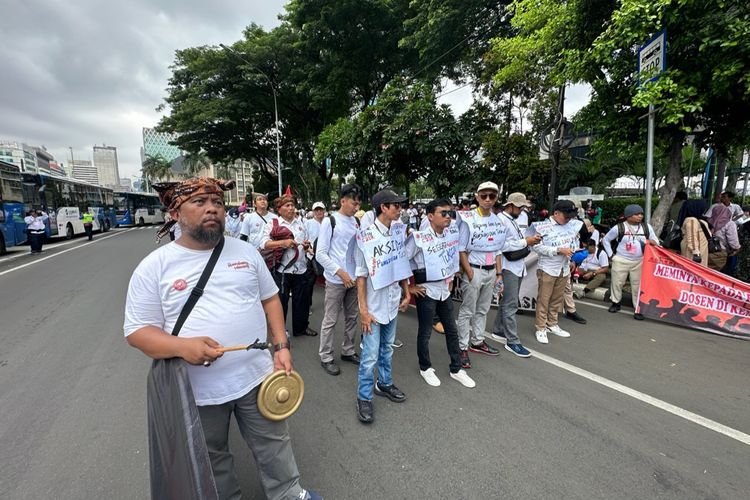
[547,325,571,338]
[489,332,507,343]
[535,329,549,344]
[449,369,476,388]
[420,368,441,387]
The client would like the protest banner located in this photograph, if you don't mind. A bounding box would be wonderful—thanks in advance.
[413,225,460,282]
[357,222,412,290]
[638,244,750,340]
[461,210,506,253]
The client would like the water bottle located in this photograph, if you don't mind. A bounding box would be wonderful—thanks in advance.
[493,278,504,299]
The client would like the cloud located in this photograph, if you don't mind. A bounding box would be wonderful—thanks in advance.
[0,0,287,178]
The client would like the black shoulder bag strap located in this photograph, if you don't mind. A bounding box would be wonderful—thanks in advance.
[171,237,225,337]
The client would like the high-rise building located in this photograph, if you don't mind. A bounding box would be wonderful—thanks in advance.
[71,159,99,185]
[142,128,181,162]
[93,145,120,188]
[0,140,58,174]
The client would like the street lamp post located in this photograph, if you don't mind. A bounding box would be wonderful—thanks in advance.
[220,43,282,196]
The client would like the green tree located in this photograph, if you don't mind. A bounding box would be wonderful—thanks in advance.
[182,151,212,177]
[489,0,750,232]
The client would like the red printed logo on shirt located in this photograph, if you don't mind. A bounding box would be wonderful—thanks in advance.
[227,260,250,270]
[173,279,188,291]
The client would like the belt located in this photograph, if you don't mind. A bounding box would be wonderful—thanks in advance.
[469,264,495,270]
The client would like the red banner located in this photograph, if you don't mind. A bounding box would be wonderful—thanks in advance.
[638,244,750,340]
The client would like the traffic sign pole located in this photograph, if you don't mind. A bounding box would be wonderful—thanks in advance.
[645,104,655,223]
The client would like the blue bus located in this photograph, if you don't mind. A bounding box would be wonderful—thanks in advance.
[0,161,27,254]
[113,191,164,226]
[21,172,116,239]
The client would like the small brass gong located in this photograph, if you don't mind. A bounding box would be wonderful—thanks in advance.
[257,370,305,421]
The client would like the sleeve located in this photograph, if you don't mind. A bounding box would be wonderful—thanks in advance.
[315,216,340,275]
[494,226,508,257]
[355,246,368,278]
[602,226,618,257]
[239,216,251,237]
[258,219,273,249]
[123,262,165,336]
[532,242,558,257]
[647,224,660,244]
[599,252,610,267]
[682,218,698,253]
[458,219,470,252]
[501,222,527,252]
[726,224,741,252]
[405,232,418,261]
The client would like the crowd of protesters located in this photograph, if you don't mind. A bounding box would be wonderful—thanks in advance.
[219,185,750,405]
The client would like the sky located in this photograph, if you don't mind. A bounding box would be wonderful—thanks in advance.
[1,0,590,180]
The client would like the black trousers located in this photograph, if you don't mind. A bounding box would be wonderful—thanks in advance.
[275,272,311,336]
[303,265,316,313]
[84,223,93,241]
[28,232,44,253]
[415,295,462,373]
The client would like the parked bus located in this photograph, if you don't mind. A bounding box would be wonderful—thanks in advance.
[113,191,164,226]
[0,161,27,254]
[21,172,116,239]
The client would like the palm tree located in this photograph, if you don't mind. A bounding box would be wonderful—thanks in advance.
[141,154,172,190]
[182,151,212,177]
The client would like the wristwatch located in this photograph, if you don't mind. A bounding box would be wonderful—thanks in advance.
[273,342,290,352]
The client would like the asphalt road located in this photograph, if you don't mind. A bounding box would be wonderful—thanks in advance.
[1,228,748,500]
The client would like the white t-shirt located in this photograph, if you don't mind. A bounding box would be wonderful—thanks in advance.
[123,238,276,406]
[240,211,277,247]
[580,250,609,271]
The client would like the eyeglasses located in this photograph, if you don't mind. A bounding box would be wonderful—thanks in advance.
[478,192,497,200]
[438,210,457,218]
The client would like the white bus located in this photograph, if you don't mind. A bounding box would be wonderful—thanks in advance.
[21,172,116,239]
[113,192,164,226]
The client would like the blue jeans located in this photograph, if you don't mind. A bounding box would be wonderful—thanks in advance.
[357,318,397,401]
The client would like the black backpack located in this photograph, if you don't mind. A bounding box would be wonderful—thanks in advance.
[611,221,650,255]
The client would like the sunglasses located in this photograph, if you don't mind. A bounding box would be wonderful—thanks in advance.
[438,210,457,218]
[478,192,497,200]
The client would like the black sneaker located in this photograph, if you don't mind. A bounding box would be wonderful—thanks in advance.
[374,382,406,403]
[565,311,587,324]
[608,302,621,313]
[460,350,471,369]
[320,361,341,376]
[634,313,645,321]
[356,399,374,423]
[469,341,500,356]
[340,353,360,365]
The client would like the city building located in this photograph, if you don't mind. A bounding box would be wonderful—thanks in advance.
[119,178,132,192]
[0,140,61,174]
[93,145,120,188]
[70,159,99,185]
[142,128,181,163]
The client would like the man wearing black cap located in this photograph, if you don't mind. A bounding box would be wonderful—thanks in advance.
[601,204,659,319]
[315,184,362,376]
[355,188,412,423]
[530,200,582,344]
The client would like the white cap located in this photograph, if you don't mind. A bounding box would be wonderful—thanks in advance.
[476,181,499,193]
[312,201,326,210]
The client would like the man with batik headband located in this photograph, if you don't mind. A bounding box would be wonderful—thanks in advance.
[126,177,322,500]
[456,181,505,369]
[260,195,318,338]
[153,177,237,242]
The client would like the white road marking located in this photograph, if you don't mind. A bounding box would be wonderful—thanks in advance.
[487,336,750,446]
[0,228,137,277]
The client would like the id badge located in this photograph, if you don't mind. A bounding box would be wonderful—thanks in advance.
[625,242,634,253]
